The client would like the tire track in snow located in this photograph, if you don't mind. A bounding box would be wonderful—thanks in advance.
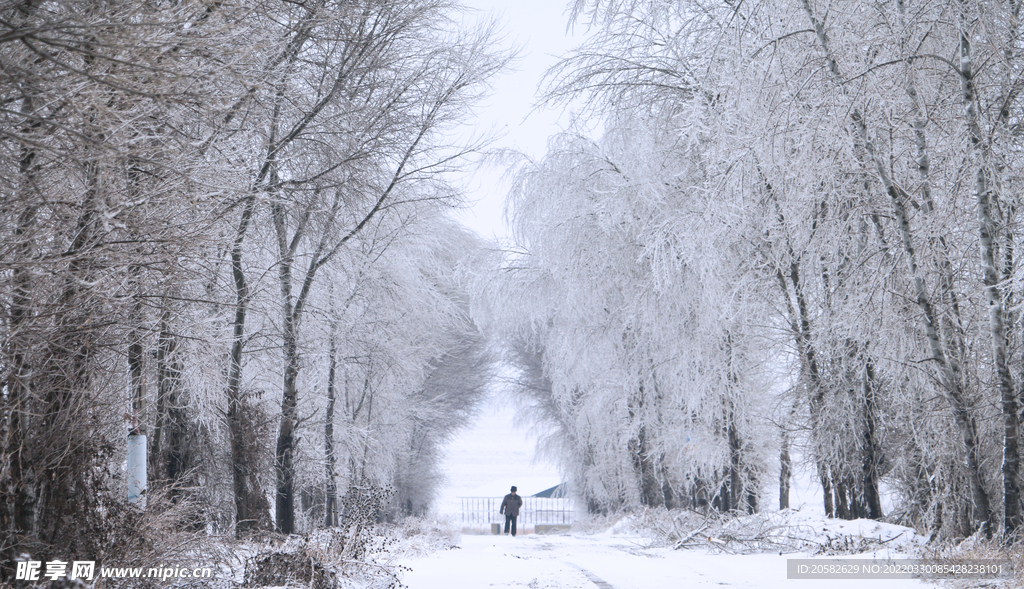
[570,563,615,588]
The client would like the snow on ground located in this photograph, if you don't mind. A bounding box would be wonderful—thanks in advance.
[395,516,941,589]
[411,388,963,588]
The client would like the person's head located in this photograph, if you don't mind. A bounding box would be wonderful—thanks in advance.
[511,486,517,494]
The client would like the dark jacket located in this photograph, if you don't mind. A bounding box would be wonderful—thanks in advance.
[500,492,523,517]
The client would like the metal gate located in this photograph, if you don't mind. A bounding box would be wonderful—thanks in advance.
[459,496,575,525]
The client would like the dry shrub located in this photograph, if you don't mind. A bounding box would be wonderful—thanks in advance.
[241,528,406,589]
[5,483,234,589]
[385,516,460,558]
[242,486,405,589]
[244,550,332,589]
[915,538,1024,589]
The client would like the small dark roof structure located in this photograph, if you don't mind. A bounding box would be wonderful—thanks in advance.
[532,484,568,498]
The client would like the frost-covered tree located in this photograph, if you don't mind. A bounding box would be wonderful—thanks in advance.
[298,212,493,528]
[489,107,774,514]
[0,0,505,559]
[491,0,1024,543]
[230,0,505,534]
[0,0,262,553]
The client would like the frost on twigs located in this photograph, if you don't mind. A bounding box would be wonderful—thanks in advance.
[384,516,461,559]
[635,508,813,554]
[916,539,1024,588]
[636,508,923,556]
[242,486,409,589]
[241,528,406,589]
[244,550,332,589]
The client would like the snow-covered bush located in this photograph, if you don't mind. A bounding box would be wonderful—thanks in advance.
[385,516,461,559]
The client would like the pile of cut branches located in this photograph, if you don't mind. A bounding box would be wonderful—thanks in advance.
[639,509,880,555]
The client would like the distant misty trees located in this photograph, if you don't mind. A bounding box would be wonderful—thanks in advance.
[0,0,502,557]
[488,0,1024,542]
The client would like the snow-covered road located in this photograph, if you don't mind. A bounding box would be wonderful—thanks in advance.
[397,532,939,589]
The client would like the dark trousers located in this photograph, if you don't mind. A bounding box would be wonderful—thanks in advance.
[504,515,517,536]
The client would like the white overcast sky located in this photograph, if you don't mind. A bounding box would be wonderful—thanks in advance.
[451,0,592,242]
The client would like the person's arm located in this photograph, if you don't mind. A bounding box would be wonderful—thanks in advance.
[500,497,505,514]
[517,496,523,509]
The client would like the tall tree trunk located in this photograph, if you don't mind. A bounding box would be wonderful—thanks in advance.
[727,405,743,512]
[35,144,102,542]
[128,320,147,441]
[151,315,168,479]
[861,360,883,519]
[225,194,268,535]
[723,335,746,513]
[276,331,299,534]
[834,479,850,520]
[628,385,662,508]
[637,425,662,508]
[660,463,677,509]
[155,313,191,492]
[324,323,339,528]
[819,464,835,518]
[359,378,375,483]
[775,255,833,517]
[957,12,1021,540]
[272,197,301,534]
[800,0,993,532]
[779,425,791,510]
[222,3,322,534]
[5,92,40,542]
[787,259,834,518]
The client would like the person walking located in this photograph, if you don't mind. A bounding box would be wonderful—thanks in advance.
[500,486,523,536]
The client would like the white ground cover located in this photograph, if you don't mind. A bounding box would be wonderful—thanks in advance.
[395,511,945,589]
[407,392,1011,588]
